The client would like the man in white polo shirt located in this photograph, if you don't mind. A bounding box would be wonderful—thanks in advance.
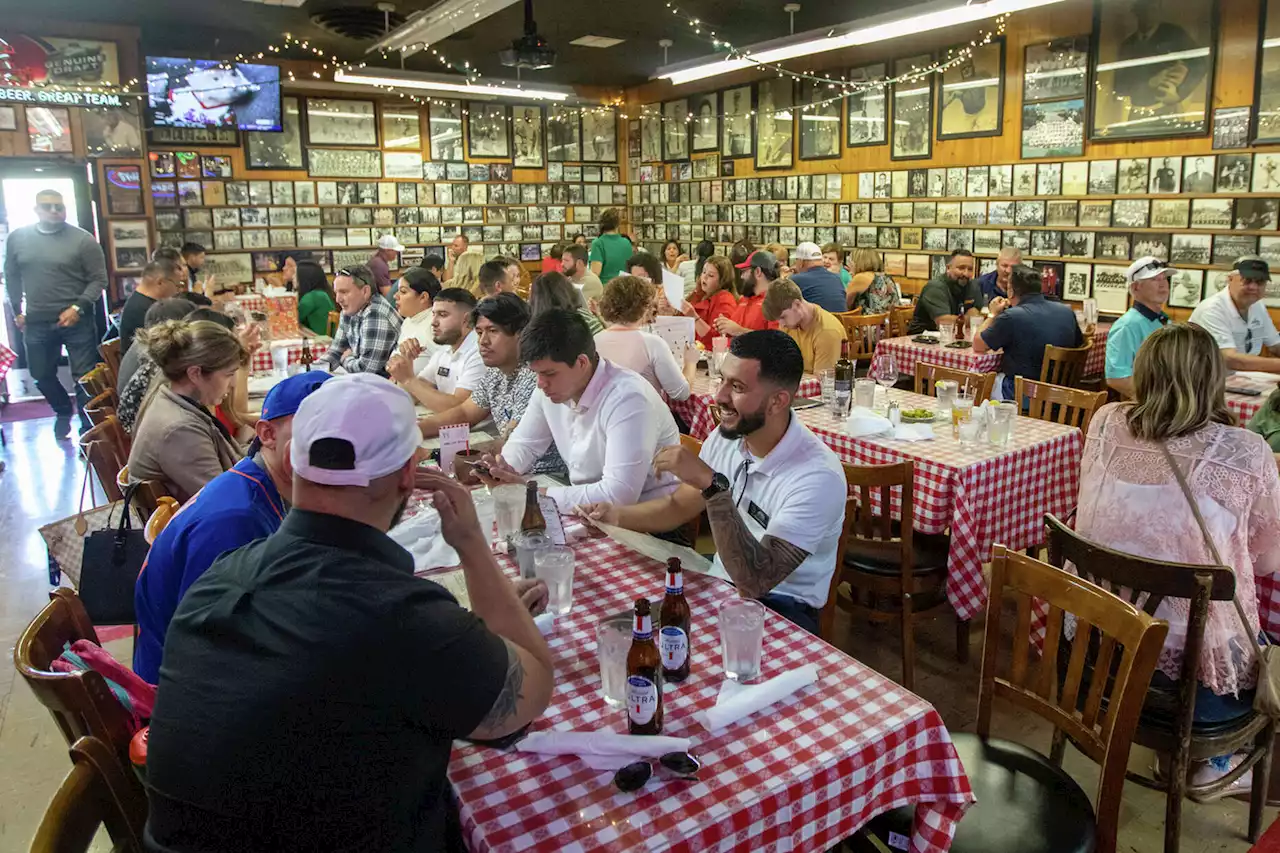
[577,330,847,634]
[1189,256,1280,374]
[387,287,485,412]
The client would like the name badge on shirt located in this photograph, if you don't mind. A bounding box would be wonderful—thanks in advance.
[746,501,770,528]
[437,366,451,378]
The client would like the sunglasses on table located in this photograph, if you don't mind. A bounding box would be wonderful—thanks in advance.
[613,752,701,792]
[38,202,66,212]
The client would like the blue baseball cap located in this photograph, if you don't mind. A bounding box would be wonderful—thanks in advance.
[260,371,332,422]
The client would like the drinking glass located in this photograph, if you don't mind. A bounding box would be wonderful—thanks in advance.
[534,545,576,616]
[596,617,632,708]
[719,598,765,682]
[938,324,955,346]
[493,484,524,547]
[968,315,982,341]
[854,377,876,409]
[951,393,974,439]
[958,419,982,447]
[471,489,496,548]
[1000,400,1019,443]
[988,402,1014,447]
[270,345,290,377]
[514,531,550,580]
[935,379,959,413]
[819,368,836,410]
[869,352,899,396]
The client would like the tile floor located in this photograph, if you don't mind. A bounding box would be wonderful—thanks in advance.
[0,414,1273,851]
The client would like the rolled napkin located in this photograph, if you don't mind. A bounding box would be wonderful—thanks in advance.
[518,731,692,759]
[533,612,555,635]
[846,406,892,438]
[697,663,820,732]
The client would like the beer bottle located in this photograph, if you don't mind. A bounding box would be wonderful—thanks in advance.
[520,480,546,532]
[834,339,853,412]
[626,597,664,735]
[659,558,692,682]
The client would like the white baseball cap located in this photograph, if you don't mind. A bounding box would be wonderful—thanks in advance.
[794,241,823,262]
[1125,255,1175,284]
[377,234,406,253]
[290,374,420,488]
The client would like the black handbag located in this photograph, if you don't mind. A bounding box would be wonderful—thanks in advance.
[78,483,147,626]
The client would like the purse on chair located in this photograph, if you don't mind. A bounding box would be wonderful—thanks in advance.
[1161,443,1280,719]
[78,483,147,627]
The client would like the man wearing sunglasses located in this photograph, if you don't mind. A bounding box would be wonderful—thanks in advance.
[1189,256,1280,374]
[1106,255,1172,399]
[3,189,108,439]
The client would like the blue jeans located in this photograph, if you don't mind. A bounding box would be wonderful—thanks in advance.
[22,317,100,420]
[1150,670,1255,724]
[760,593,820,635]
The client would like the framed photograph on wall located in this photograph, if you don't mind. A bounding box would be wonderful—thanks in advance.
[755,78,795,170]
[547,104,581,162]
[84,103,142,155]
[1023,36,1089,102]
[689,91,718,152]
[938,37,1004,139]
[305,98,378,146]
[891,54,933,160]
[798,80,841,160]
[381,107,420,149]
[1259,0,1280,143]
[1021,98,1085,158]
[511,105,544,168]
[1090,0,1216,140]
[0,105,15,131]
[104,165,144,215]
[246,96,303,170]
[306,148,383,179]
[581,109,617,162]
[1213,106,1251,149]
[429,100,464,161]
[720,85,754,158]
[846,62,888,147]
[467,103,509,159]
[27,106,72,153]
[662,99,690,162]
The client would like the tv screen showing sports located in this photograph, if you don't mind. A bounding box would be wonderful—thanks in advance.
[145,57,282,132]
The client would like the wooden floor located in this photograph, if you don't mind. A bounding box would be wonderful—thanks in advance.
[0,415,1272,851]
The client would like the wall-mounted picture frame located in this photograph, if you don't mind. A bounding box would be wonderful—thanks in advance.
[84,103,142,156]
[512,104,545,168]
[1023,36,1089,104]
[846,62,888,148]
[721,85,754,159]
[306,148,383,179]
[891,54,933,160]
[755,78,795,170]
[1090,0,1217,140]
[428,100,464,161]
[109,220,150,274]
[938,37,1004,139]
[104,165,144,216]
[798,80,841,160]
[381,106,421,149]
[688,91,718,152]
[1213,106,1251,149]
[306,98,377,146]
[547,104,581,162]
[0,105,15,131]
[246,96,304,170]
[581,108,617,162]
[1258,0,1280,143]
[383,151,423,180]
[27,106,72,153]
[467,103,510,159]
[662,99,690,162]
[1021,98,1085,158]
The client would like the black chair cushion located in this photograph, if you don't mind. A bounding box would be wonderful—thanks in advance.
[844,523,951,576]
[863,732,1096,853]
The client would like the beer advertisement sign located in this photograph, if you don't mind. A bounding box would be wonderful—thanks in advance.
[0,34,124,107]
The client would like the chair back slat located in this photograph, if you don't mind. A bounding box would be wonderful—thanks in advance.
[1059,615,1092,715]
[30,735,145,853]
[914,361,996,404]
[1081,634,1117,730]
[1036,605,1065,700]
[835,312,889,361]
[1040,341,1091,388]
[889,305,915,339]
[1016,378,1107,431]
[1010,591,1033,687]
[820,463,862,641]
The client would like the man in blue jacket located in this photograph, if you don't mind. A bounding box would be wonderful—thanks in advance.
[133,371,331,683]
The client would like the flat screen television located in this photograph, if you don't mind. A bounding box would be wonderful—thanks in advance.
[145,57,282,132]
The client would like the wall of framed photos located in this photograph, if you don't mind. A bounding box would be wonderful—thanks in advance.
[622,0,1280,320]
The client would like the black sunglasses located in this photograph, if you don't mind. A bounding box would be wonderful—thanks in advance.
[1137,259,1168,276]
[38,202,65,212]
[613,752,701,792]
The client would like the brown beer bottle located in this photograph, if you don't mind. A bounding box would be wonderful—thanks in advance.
[520,480,546,532]
[659,558,692,683]
[626,597,664,735]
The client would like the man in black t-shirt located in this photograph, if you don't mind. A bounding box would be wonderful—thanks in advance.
[143,373,556,853]
[118,256,183,355]
[908,250,984,335]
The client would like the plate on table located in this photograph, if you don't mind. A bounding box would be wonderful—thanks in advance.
[900,408,937,423]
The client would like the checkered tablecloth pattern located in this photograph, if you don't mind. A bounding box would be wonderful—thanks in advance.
[1224,374,1275,424]
[428,533,974,853]
[797,392,1084,621]
[0,342,16,382]
[876,337,1001,378]
[671,372,822,441]
[249,338,331,374]
[1082,323,1110,378]
[237,293,301,339]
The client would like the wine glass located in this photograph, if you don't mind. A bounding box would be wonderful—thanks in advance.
[869,352,899,409]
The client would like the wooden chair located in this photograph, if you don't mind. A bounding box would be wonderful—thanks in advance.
[1046,515,1275,851]
[114,464,168,519]
[863,547,1168,853]
[822,461,963,689]
[145,496,181,544]
[98,338,121,389]
[83,388,118,427]
[326,310,340,336]
[77,364,111,400]
[818,463,860,643]
[677,435,705,544]
[1040,341,1092,388]
[1016,378,1108,432]
[913,361,996,405]
[888,304,915,339]
[30,736,145,853]
[79,418,128,503]
[836,312,889,371]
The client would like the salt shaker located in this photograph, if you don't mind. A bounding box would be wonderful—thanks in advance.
[887,401,901,428]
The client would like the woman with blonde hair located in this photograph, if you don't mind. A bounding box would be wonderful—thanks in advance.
[845,248,902,313]
[765,242,791,275]
[595,275,697,401]
[681,254,738,348]
[451,250,485,298]
[1076,323,1280,787]
[128,319,249,503]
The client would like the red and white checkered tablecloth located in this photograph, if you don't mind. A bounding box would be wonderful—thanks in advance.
[249,338,331,374]
[427,533,974,853]
[670,373,822,441]
[797,391,1084,621]
[1224,374,1276,424]
[0,342,16,382]
[1082,323,1110,378]
[876,337,1001,378]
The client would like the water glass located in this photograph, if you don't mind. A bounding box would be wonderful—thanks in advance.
[958,419,982,447]
[951,394,974,439]
[870,352,899,392]
[938,324,955,346]
[968,315,982,341]
[596,617,631,708]
[493,484,524,546]
[934,379,959,413]
[988,403,1015,447]
[854,377,876,409]
[270,345,290,377]
[534,545,576,616]
[472,489,496,547]
[719,598,765,682]
[514,530,550,580]
[819,368,837,410]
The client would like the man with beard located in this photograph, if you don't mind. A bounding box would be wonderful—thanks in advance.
[577,331,846,634]
[143,373,555,851]
[387,287,484,412]
[907,249,983,335]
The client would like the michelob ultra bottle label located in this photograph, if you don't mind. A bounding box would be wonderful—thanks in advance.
[659,626,688,669]
[627,675,659,725]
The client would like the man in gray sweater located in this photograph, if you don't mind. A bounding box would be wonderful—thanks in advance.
[4,189,108,439]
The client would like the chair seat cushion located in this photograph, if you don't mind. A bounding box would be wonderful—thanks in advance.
[864,732,1096,853]
[844,525,951,576]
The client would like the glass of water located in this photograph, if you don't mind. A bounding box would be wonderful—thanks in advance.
[819,368,836,410]
[958,418,982,448]
[596,617,631,708]
[471,488,496,548]
[988,402,1014,447]
[534,546,576,616]
[854,377,876,409]
[719,598,765,682]
[492,484,524,548]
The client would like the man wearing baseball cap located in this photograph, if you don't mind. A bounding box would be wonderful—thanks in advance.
[144,373,555,851]
[788,241,847,314]
[368,233,405,296]
[132,370,331,684]
[1189,255,1280,375]
[716,249,781,337]
[1106,255,1172,398]
[1105,253,1172,397]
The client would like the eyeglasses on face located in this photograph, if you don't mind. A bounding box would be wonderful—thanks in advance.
[38,202,65,212]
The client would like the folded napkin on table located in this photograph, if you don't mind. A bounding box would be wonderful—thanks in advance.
[533,612,555,635]
[890,423,935,442]
[518,731,693,769]
[388,507,459,573]
[696,664,820,732]
[846,406,891,437]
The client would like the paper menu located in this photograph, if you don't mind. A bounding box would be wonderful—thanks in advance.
[438,424,470,475]
[661,268,686,309]
[652,316,696,358]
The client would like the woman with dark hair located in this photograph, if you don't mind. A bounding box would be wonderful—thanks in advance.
[728,240,755,293]
[682,239,714,296]
[588,208,633,282]
[295,261,336,335]
[530,271,604,335]
[661,240,687,276]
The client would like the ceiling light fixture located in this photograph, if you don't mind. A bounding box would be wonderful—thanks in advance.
[332,67,574,101]
[654,0,1067,86]
[368,0,521,58]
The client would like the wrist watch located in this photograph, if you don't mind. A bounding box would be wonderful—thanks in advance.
[702,472,730,500]
[71,304,82,315]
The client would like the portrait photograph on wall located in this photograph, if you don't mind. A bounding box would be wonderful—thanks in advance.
[938,37,1004,139]
[689,91,718,152]
[798,80,841,160]
[1257,0,1280,142]
[755,78,795,170]
[845,62,888,147]
[891,54,933,160]
[720,85,754,158]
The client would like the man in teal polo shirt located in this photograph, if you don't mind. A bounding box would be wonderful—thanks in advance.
[1106,255,1171,399]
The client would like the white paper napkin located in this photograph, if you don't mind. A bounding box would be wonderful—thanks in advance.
[387,507,460,572]
[533,612,555,635]
[696,664,820,731]
[846,406,892,437]
[890,423,935,442]
[517,731,692,759]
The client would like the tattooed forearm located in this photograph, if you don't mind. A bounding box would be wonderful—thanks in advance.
[704,491,810,598]
[475,639,525,735]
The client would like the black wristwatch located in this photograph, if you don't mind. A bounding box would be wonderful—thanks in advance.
[702,472,730,500]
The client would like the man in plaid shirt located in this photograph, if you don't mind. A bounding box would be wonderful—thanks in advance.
[322,265,402,376]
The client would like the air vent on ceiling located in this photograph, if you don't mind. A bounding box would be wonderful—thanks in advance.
[569,35,624,48]
[311,6,407,40]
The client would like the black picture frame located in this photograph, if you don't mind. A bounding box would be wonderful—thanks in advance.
[662,98,690,162]
[1213,106,1252,149]
[511,104,545,169]
[891,54,933,161]
[546,104,581,162]
[797,79,842,161]
[580,108,617,163]
[245,96,303,171]
[466,102,510,159]
[937,36,1005,140]
[688,91,718,152]
[1023,36,1090,103]
[304,97,378,147]
[1256,0,1280,143]
[754,78,795,171]
[720,85,754,159]
[429,100,465,162]
[845,62,888,148]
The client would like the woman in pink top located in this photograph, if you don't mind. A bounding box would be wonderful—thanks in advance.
[1077,324,1280,784]
[594,275,697,402]
[682,255,738,348]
